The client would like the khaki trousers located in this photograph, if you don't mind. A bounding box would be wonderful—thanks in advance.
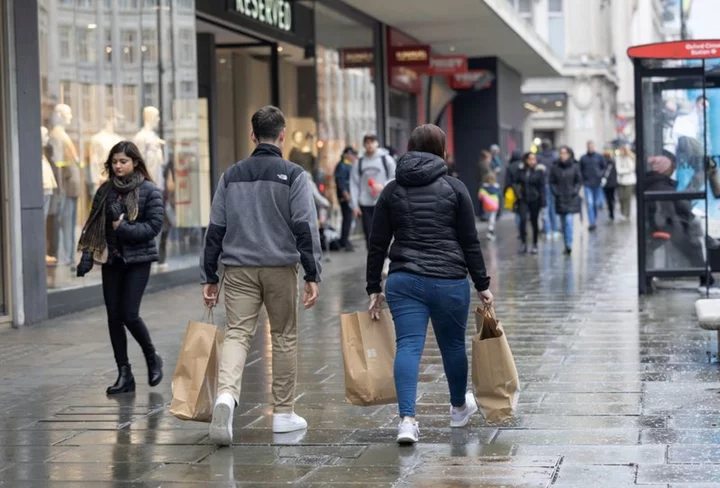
[619,184,634,219]
[218,266,299,414]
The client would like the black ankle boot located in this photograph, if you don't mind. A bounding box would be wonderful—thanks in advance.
[107,365,136,395]
[146,352,163,387]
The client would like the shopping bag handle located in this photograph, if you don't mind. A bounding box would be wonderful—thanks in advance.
[201,274,225,324]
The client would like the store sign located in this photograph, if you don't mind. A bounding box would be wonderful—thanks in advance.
[388,45,430,68]
[234,0,293,32]
[448,70,495,91]
[390,67,422,94]
[339,48,374,69]
[424,55,467,76]
[628,40,720,59]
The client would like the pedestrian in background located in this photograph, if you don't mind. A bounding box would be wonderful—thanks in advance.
[76,141,164,395]
[334,146,358,252]
[601,149,618,222]
[579,141,606,231]
[550,146,583,255]
[365,124,493,445]
[490,144,505,216]
[479,172,501,241]
[201,106,322,445]
[504,150,524,240]
[616,143,636,221]
[350,134,396,247]
[514,152,546,254]
[538,140,559,239]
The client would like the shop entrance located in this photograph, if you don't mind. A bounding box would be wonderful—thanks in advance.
[629,41,720,295]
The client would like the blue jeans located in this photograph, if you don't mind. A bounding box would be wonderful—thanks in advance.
[543,185,558,233]
[584,186,603,227]
[560,213,574,249]
[385,272,471,417]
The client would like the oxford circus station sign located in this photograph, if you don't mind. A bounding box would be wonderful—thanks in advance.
[236,0,292,32]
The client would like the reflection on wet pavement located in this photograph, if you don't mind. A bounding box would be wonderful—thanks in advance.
[0,217,717,486]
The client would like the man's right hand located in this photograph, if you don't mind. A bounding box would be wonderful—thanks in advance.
[353,207,362,218]
[303,282,319,309]
[203,283,219,308]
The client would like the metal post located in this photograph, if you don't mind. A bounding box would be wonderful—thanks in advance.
[634,58,648,295]
[270,42,280,108]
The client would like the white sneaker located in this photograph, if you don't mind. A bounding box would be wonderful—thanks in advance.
[396,417,419,444]
[273,412,308,433]
[209,393,235,446]
[450,392,478,428]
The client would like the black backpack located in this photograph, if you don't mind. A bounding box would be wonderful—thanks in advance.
[358,155,390,179]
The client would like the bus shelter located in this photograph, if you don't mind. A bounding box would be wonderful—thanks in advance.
[628,40,720,295]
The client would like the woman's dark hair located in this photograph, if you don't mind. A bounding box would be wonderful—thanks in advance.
[523,151,536,163]
[104,141,154,181]
[407,124,446,158]
[558,145,574,159]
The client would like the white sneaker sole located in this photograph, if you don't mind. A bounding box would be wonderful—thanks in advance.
[209,403,233,446]
[272,419,308,434]
[450,398,479,428]
[396,432,418,444]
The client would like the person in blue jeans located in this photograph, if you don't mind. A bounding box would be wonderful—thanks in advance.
[537,140,559,237]
[550,146,583,255]
[365,124,494,445]
[579,141,606,231]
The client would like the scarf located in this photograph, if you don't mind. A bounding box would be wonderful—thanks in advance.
[77,172,145,259]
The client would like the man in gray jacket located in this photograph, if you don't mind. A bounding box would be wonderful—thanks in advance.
[350,134,397,247]
[201,106,322,445]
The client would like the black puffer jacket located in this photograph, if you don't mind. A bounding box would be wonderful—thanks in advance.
[81,179,164,268]
[366,151,490,294]
[513,164,547,207]
[550,159,582,214]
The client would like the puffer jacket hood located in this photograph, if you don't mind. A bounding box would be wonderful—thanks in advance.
[395,151,448,187]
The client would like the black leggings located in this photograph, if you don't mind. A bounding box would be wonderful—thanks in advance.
[519,200,542,246]
[360,205,376,248]
[102,261,155,367]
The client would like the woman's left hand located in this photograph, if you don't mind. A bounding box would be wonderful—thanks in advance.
[112,214,124,230]
[369,293,386,321]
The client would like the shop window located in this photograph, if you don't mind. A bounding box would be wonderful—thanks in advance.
[76,28,97,64]
[122,85,138,126]
[81,84,95,126]
[143,82,158,108]
[60,81,74,108]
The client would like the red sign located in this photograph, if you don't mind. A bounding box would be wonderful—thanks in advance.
[448,70,495,91]
[422,55,467,76]
[339,48,374,69]
[388,44,430,69]
[389,67,422,94]
[628,40,720,59]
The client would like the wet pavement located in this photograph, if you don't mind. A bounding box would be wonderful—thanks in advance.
[0,213,717,486]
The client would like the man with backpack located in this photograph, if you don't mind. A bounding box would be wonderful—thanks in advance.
[350,134,397,247]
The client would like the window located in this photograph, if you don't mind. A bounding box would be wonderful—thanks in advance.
[178,0,193,9]
[81,84,95,125]
[122,85,138,125]
[141,29,157,63]
[60,81,74,108]
[121,29,137,66]
[548,0,565,57]
[181,80,195,97]
[143,0,157,7]
[59,26,73,61]
[179,29,195,66]
[76,29,96,63]
[105,29,113,63]
[516,0,533,25]
[76,0,94,7]
[143,82,158,107]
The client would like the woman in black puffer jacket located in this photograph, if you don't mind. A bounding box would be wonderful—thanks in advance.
[366,124,493,445]
[77,141,164,395]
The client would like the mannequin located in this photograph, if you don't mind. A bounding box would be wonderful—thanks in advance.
[42,126,58,265]
[289,130,316,174]
[89,113,122,194]
[133,106,165,189]
[49,104,81,267]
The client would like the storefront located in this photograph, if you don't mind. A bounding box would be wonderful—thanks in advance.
[386,27,422,154]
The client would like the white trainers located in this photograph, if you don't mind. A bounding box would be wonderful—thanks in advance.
[450,392,478,428]
[209,393,235,446]
[273,412,308,433]
[396,417,419,444]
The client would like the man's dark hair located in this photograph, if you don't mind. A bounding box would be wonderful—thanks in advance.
[252,106,286,141]
[541,139,552,151]
[363,134,378,144]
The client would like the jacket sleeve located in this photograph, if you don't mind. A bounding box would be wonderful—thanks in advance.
[290,170,323,283]
[538,170,547,208]
[573,165,583,194]
[115,184,164,245]
[386,156,397,180]
[549,167,559,196]
[350,160,361,210]
[366,184,394,295]
[200,174,228,284]
[334,164,348,195]
[450,178,491,291]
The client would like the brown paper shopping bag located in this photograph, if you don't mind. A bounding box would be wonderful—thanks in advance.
[169,313,224,423]
[472,307,520,422]
[341,309,397,406]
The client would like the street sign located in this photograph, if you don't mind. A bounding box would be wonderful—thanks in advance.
[628,40,720,59]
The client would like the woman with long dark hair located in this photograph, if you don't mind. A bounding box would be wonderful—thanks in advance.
[550,145,582,255]
[77,141,165,395]
[366,124,493,444]
[513,152,546,254]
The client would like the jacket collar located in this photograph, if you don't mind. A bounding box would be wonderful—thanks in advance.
[252,143,283,158]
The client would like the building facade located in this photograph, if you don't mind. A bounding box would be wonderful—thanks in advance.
[521,0,665,151]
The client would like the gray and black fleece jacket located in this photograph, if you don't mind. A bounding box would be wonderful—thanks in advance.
[200,144,323,284]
